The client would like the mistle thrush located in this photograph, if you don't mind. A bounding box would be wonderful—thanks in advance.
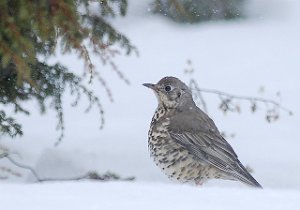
[143,76,262,188]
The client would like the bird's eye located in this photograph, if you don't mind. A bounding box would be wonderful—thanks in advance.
[165,85,172,92]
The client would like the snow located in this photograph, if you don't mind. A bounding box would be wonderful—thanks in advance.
[1,0,300,209]
[1,182,300,210]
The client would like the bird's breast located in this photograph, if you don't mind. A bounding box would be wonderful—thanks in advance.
[147,107,208,183]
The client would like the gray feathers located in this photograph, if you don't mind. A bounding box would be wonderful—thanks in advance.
[168,107,261,187]
[144,76,262,188]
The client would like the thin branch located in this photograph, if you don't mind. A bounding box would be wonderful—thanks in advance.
[184,60,293,122]
[0,153,134,182]
[189,79,208,113]
[194,87,293,115]
[2,154,41,181]
[37,171,135,183]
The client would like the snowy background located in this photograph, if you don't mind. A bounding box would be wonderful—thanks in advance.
[1,0,300,209]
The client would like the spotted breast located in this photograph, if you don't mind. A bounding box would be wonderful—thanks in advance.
[148,106,219,184]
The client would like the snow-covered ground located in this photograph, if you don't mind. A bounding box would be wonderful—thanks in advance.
[2,182,300,210]
[1,0,300,209]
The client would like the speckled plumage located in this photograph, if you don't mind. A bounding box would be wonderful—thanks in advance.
[144,76,262,187]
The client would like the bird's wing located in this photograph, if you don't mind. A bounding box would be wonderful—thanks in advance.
[168,108,262,187]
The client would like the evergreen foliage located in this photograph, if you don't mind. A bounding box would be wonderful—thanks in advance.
[153,0,245,23]
[0,0,134,141]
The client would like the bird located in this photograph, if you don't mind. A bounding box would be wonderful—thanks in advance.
[143,76,262,188]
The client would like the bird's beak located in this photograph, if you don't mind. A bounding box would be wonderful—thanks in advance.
[143,83,158,91]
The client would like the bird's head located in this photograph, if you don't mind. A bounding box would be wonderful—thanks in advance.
[143,76,194,109]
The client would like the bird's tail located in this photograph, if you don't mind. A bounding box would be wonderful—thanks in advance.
[231,160,262,188]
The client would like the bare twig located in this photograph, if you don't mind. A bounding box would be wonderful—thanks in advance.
[196,87,292,114]
[189,79,208,113]
[184,60,293,122]
[37,171,135,183]
[1,153,41,181]
[0,153,134,182]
